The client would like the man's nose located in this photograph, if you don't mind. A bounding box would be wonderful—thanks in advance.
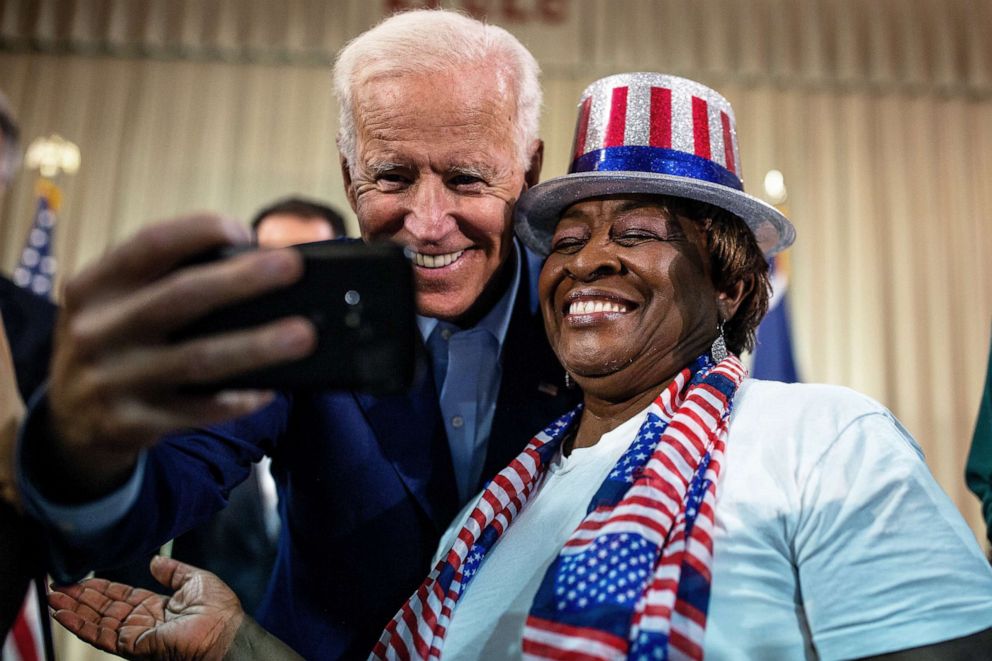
[404,179,456,242]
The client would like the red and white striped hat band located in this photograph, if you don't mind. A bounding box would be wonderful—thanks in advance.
[514,73,795,258]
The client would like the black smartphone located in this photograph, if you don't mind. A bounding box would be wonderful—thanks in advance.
[172,240,417,394]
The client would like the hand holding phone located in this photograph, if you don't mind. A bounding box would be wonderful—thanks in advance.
[42,214,311,499]
[172,240,417,394]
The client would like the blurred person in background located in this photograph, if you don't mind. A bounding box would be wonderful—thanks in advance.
[251,195,347,248]
[0,90,55,658]
[0,91,56,406]
[966,329,992,551]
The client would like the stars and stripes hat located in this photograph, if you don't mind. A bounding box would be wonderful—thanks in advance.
[515,72,795,258]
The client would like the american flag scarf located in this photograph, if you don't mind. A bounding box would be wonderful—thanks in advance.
[373,354,745,660]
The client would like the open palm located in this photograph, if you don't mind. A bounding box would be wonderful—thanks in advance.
[49,556,244,661]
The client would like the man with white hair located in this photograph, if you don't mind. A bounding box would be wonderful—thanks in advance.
[16,10,577,659]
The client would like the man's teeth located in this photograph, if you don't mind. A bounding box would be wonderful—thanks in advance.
[568,300,629,315]
[412,250,464,269]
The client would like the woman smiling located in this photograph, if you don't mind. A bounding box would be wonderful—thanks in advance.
[51,74,992,660]
[379,73,992,660]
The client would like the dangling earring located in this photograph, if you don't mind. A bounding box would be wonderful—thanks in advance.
[564,372,575,389]
[710,321,728,362]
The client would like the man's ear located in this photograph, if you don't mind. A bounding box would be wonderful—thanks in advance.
[339,153,359,213]
[524,139,544,189]
[716,278,749,323]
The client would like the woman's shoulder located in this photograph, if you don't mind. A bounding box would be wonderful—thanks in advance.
[734,378,888,419]
[733,377,891,420]
[728,378,919,460]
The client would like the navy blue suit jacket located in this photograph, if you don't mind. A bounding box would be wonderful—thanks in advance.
[44,249,578,659]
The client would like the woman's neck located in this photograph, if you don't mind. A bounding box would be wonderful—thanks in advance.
[565,341,713,453]
[569,382,674,452]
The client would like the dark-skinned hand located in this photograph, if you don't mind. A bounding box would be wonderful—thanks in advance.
[49,556,245,661]
[38,214,316,501]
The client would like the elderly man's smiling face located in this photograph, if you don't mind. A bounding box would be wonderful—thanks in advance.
[343,67,541,323]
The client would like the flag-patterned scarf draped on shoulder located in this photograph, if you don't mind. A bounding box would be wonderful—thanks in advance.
[373,354,747,661]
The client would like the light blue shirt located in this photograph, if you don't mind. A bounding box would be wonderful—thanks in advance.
[417,241,521,503]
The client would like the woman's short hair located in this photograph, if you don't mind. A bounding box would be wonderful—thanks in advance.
[666,197,771,355]
[332,9,542,171]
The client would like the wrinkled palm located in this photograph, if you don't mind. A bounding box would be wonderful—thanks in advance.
[49,556,244,661]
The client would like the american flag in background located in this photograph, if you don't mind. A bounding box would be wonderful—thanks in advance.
[2,586,44,661]
[751,253,800,383]
[12,180,59,300]
[4,179,59,661]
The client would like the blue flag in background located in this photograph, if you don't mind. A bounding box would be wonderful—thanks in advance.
[12,180,59,300]
[751,255,799,383]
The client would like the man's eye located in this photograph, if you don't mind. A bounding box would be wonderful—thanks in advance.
[449,174,485,189]
[376,173,410,190]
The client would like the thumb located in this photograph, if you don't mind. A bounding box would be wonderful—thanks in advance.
[149,555,199,592]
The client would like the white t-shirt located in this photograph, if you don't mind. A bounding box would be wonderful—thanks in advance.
[436,379,992,660]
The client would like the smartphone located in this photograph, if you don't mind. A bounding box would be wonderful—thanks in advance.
[172,240,417,394]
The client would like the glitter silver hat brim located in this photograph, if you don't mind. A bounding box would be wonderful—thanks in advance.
[514,170,796,258]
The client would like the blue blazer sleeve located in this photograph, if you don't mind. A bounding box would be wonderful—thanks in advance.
[22,392,292,582]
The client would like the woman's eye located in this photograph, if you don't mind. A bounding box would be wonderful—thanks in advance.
[614,230,658,244]
[551,237,585,253]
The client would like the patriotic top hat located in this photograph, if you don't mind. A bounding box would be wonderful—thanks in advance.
[515,73,795,257]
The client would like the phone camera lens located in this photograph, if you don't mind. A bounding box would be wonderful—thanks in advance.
[345,290,361,305]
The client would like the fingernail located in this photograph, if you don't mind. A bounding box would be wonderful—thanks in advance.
[259,250,299,279]
[278,319,316,352]
[220,215,251,241]
[216,390,275,410]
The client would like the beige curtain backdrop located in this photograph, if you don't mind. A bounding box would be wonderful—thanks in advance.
[1,3,991,655]
[2,0,991,528]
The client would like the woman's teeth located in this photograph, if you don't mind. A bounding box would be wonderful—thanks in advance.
[568,300,629,315]
[412,250,464,269]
